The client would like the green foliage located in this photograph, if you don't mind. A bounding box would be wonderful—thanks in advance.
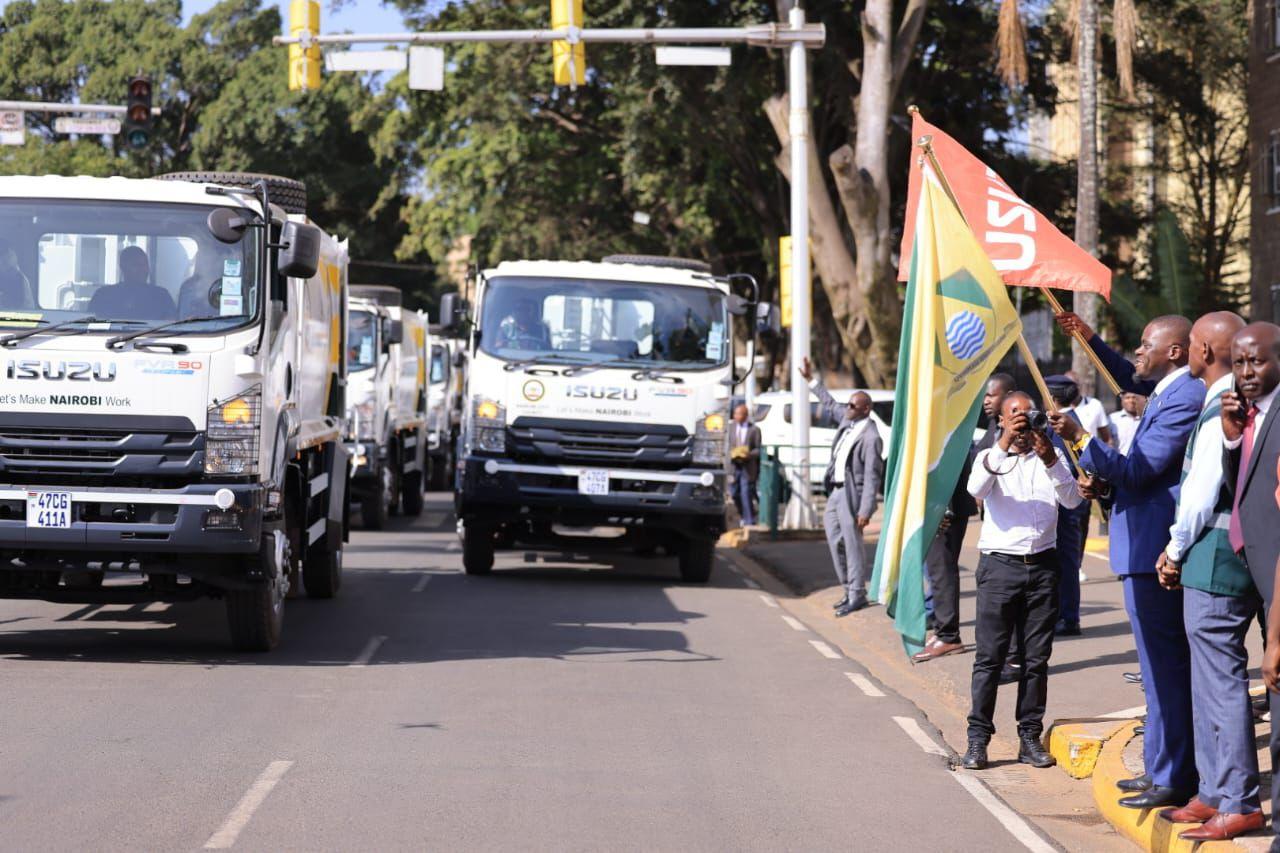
[1152,207,1197,317]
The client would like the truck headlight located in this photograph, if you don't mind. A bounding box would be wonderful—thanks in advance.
[693,411,727,466]
[469,396,506,453]
[355,398,376,440]
[206,388,261,476]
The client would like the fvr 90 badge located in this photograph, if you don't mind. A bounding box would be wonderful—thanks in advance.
[6,360,116,382]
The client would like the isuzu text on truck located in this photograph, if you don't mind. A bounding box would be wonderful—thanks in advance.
[345,285,429,527]
[443,256,774,582]
[0,172,350,651]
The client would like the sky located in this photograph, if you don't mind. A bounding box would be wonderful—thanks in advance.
[180,0,408,34]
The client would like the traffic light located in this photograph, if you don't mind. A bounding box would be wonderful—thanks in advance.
[551,0,585,87]
[288,0,321,92]
[124,74,152,149]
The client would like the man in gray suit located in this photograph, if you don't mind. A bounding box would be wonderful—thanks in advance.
[800,358,884,617]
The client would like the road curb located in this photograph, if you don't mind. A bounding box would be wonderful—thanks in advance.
[1045,719,1132,779]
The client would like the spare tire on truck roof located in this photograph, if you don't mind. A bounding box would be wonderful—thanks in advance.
[601,254,713,274]
[154,171,308,216]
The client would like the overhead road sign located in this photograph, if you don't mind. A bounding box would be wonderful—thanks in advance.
[54,117,121,135]
[407,47,445,91]
[0,110,23,146]
[325,50,407,73]
[654,46,731,66]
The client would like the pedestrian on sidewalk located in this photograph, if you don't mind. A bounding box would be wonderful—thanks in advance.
[1152,312,1264,842]
[728,404,761,527]
[1052,312,1203,810]
[1222,323,1280,843]
[1065,369,1115,446]
[1044,375,1093,637]
[960,391,1081,771]
[1110,392,1145,455]
[800,359,883,617]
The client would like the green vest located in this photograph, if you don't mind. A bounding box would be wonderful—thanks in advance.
[1180,390,1254,597]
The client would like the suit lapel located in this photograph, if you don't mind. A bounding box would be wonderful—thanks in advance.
[1243,403,1279,494]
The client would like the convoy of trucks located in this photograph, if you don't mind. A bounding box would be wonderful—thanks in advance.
[0,169,770,648]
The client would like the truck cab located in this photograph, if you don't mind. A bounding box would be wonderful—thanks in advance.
[447,256,773,582]
[0,173,349,650]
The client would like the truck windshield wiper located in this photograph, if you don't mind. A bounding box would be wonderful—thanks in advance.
[589,359,685,383]
[500,352,596,372]
[0,315,103,348]
[106,317,221,350]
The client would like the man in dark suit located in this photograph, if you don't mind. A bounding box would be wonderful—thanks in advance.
[800,359,884,617]
[729,403,762,527]
[1223,324,1280,835]
[1052,312,1204,810]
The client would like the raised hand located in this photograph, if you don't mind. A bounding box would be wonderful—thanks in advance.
[1055,311,1095,341]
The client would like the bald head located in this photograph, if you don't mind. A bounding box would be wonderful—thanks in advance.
[847,391,872,422]
[1135,314,1192,380]
[1189,311,1245,382]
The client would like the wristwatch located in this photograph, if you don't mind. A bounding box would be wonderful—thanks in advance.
[1071,433,1091,454]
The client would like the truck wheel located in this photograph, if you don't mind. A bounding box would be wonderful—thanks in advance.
[462,523,495,575]
[155,172,307,215]
[361,465,392,529]
[226,533,288,652]
[677,537,716,583]
[304,535,343,599]
[401,470,424,517]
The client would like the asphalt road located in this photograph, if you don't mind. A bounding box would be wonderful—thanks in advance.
[0,494,1048,852]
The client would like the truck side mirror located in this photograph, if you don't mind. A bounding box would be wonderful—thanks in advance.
[725,294,751,317]
[756,303,781,337]
[277,221,321,279]
[439,291,468,332]
[383,318,403,347]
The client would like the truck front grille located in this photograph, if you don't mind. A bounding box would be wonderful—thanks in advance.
[0,414,203,484]
[508,417,691,468]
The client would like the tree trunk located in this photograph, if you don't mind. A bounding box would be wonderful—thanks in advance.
[1072,0,1101,395]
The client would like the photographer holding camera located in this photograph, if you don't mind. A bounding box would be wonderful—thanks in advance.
[960,391,1082,771]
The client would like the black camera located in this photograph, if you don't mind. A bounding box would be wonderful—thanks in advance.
[1023,409,1049,432]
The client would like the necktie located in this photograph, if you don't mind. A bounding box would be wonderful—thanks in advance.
[1228,404,1260,553]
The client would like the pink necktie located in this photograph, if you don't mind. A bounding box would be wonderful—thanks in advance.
[1228,404,1260,553]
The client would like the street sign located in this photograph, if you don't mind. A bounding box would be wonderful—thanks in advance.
[54,117,121,135]
[408,47,445,91]
[325,50,407,72]
[0,110,24,146]
[654,46,731,66]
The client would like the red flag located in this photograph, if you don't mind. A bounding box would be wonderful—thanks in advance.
[897,112,1111,301]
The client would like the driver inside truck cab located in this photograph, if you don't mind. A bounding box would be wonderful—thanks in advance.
[88,246,177,321]
[494,297,551,351]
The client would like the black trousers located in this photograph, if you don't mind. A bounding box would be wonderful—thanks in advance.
[967,551,1060,742]
[925,519,967,644]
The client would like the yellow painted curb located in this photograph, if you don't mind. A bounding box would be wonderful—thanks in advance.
[1046,719,1130,779]
[1091,721,1238,852]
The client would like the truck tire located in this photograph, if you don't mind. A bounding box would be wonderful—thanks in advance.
[154,172,308,216]
[677,537,716,583]
[602,254,712,274]
[226,534,288,652]
[304,537,343,599]
[462,523,495,575]
[401,470,424,517]
[361,464,392,530]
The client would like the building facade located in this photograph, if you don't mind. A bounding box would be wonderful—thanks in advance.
[1251,0,1280,321]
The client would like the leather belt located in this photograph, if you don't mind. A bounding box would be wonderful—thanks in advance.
[988,549,1056,566]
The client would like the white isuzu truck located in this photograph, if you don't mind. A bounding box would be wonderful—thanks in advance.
[443,256,773,582]
[0,172,349,651]
[345,285,428,527]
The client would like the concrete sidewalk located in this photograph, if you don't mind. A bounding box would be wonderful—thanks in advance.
[728,517,1272,852]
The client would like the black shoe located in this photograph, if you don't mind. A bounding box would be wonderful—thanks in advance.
[1118,786,1193,810]
[1017,735,1056,768]
[831,596,849,610]
[961,740,988,770]
[1116,773,1152,793]
[1055,620,1082,636]
[834,598,868,617]
[1134,725,1145,736]
[998,662,1024,685]
[1123,671,1143,684]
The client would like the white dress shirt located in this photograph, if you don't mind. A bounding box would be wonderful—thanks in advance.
[1166,374,1232,563]
[1152,365,1193,399]
[1223,382,1280,451]
[968,445,1083,554]
[1075,395,1111,436]
[1109,410,1140,455]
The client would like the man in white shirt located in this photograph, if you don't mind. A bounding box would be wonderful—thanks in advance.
[961,391,1082,772]
[1066,369,1115,446]
[1109,393,1145,455]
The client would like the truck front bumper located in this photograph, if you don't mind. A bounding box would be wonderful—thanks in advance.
[457,456,726,534]
[0,482,265,555]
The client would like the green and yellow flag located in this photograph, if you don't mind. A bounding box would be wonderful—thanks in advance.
[870,169,1022,655]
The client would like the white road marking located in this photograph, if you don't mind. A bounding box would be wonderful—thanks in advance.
[1084,551,1110,562]
[444,542,461,552]
[758,593,779,608]
[741,577,760,590]
[892,716,948,756]
[809,640,841,659]
[142,602,168,614]
[950,773,1058,853]
[411,575,432,593]
[350,635,387,668]
[845,672,885,697]
[780,614,807,632]
[203,760,294,849]
[1099,704,1147,719]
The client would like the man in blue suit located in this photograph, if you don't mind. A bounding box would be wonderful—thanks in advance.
[1051,312,1204,810]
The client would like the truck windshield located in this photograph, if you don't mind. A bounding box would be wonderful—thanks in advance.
[430,344,447,384]
[348,310,377,372]
[0,199,261,330]
[479,276,729,369]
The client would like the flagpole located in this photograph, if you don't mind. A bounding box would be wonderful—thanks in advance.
[915,138,1080,467]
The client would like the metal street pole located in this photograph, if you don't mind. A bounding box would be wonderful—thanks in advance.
[274,25,825,48]
[782,4,815,529]
[0,100,160,116]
